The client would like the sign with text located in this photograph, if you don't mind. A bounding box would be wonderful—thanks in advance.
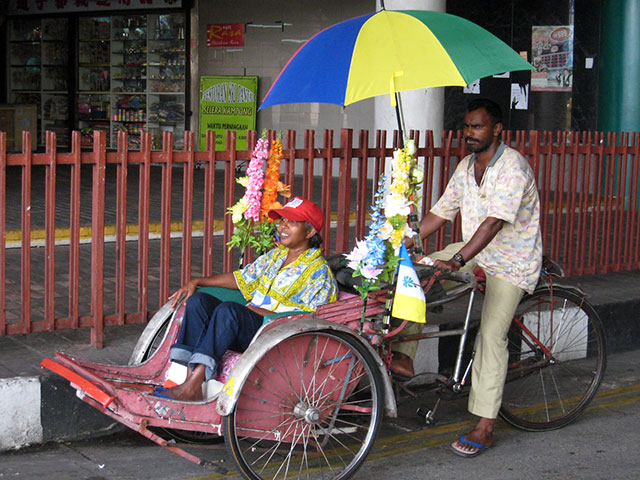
[199,76,258,152]
[8,0,182,15]
[531,25,574,92]
[207,24,245,47]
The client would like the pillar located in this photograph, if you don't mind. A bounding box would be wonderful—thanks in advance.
[598,0,640,133]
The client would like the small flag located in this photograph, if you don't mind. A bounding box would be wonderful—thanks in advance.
[391,244,426,323]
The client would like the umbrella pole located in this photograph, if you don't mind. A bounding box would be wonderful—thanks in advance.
[394,92,405,148]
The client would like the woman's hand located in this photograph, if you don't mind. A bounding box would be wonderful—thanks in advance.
[169,278,200,308]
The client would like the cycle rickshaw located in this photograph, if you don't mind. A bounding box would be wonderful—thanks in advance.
[42,254,606,479]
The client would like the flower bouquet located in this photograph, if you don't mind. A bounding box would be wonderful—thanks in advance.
[227,132,290,265]
[344,138,423,327]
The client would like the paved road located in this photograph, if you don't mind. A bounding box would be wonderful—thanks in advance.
[1,350,639,480]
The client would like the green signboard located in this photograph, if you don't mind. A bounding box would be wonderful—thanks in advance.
[199,76,258,151]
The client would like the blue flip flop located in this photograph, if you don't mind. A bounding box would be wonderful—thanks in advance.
[450,434,489,457]
[151,386,173,400]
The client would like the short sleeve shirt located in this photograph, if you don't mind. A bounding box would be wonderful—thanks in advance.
[431,144,542,293]
[233,245,338,313]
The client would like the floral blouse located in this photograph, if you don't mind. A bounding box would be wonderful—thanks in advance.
[233,245,338,313]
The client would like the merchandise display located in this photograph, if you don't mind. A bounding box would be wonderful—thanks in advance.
[8,18,70,147]
[7,12,186,151]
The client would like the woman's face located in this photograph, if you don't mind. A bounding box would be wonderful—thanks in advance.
[277,218,314,249]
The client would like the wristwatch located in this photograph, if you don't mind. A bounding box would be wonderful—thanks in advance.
[452,252,466,267]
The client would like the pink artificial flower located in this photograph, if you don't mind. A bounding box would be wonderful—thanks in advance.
[244,137,269,221]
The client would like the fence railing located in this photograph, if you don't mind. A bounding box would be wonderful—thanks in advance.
[1,128,639,346]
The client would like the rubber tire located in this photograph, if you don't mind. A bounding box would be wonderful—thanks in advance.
[499,286,607,431]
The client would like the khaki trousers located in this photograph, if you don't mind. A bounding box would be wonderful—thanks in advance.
[392,242,524,419]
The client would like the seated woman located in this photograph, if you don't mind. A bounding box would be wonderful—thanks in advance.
[162,197,338,401]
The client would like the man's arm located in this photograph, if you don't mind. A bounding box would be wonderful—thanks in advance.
[406,212,448,249]
[433,216,504,271]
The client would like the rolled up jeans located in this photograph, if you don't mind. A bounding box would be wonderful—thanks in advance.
[169,291,264,381]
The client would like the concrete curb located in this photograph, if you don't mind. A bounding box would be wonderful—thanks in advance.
[0,296,638,452]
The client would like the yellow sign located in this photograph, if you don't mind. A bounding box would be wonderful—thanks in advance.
[222,377,235,396]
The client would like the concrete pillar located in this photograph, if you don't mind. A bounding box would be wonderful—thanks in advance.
[374,0,446,144]
[597,0,640,132]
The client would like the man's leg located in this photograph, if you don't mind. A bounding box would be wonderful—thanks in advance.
[452,273,523,455]
[391,242,475,377]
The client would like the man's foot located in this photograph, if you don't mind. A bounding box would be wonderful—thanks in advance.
[451,418,494,457]
[390,352,415,378]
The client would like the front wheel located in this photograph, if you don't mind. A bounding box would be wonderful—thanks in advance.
[224,330,384,480]
[499,286,607,431]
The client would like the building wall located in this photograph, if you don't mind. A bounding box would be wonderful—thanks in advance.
[195,0,377,146]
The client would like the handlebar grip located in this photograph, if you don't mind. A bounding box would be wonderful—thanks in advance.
[440,270,474,284]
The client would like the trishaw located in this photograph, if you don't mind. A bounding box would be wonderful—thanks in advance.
[42,255,606,480]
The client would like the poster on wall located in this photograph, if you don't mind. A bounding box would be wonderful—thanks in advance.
[207,24,245,47]
[199,76,258,151]
[531,25,574,92]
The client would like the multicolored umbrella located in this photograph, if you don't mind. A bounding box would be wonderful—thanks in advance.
[260,9,534,110]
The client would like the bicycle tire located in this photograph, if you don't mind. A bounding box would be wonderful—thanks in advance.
[499,286,607,431]
[224,330,384,480]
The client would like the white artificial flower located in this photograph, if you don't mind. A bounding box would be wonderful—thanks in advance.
[384,193,411,217]
[379,221,394,240]
[361,265,383,280]
[344,239,368,263]
[406,139,417,155]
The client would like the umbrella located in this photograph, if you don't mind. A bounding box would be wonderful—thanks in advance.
[260,9,534,135]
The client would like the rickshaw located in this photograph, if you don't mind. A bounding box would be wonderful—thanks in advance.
[42,255,606,479]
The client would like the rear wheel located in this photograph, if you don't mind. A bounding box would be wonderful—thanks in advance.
[499,286,606,431]
[224,330,384,480]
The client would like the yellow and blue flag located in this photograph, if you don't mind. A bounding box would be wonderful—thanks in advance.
[391,244,426,323]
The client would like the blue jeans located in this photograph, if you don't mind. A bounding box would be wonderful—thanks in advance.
[169,291,264,381]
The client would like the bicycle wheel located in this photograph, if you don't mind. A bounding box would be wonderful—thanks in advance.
[224,330,384,480]
[499,286,607,431]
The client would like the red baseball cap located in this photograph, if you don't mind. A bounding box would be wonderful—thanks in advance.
[268,197,324,232]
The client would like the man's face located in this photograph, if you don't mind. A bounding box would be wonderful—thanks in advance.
[462,108,501,154]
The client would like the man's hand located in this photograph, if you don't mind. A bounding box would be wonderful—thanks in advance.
[433,258,461,272]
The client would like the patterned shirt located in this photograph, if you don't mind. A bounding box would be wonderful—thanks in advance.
[431,143,542,293]
[233,245,338,313]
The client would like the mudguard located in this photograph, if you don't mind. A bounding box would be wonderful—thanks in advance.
[215,316,397,418]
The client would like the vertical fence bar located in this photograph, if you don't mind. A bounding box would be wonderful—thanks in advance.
[321,130,334,255]
[336,129,352,253]
[137,132,151,322]
[590,132,605,272]
[222,130,237,272]
[0,132,6,335]
[159,131,174,306]
[614,133,628,272]
[575,132,590,275]
[630,133,640,268]
[355,129,369,240]
[374,130,386,181]
[563,133,579,275]
[601,133,616,271]
[21,131,32,333]
[69,131,81,327]
[90,130,106,347]
[285,130,296,195]
[44,131,57,330]
[202,130,216,277]
[181,131,195,285]
[303,130,315,200]
[115,131,128,324]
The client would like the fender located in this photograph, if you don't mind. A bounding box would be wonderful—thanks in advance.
[128,300,178,366]
[216,317,397,418]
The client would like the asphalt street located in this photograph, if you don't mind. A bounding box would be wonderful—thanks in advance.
[1,350,639,480]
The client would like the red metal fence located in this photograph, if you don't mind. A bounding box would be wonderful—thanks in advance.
[1,128,639,346]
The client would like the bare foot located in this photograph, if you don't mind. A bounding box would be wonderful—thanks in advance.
[451,417,494,456]
[161,364,206,401]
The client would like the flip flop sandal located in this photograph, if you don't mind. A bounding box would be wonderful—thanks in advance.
[450,434,490,458]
